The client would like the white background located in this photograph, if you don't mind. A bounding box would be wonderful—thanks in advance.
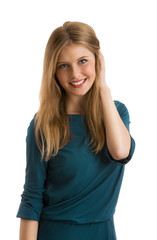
[0,0,157,239]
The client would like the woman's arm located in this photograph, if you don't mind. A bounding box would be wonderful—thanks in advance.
[19,219,39,240]
[99,52,131,160]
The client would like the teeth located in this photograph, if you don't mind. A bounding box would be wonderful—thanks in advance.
[70,79,86,86]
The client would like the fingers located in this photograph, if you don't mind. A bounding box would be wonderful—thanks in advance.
[99,51,105,70]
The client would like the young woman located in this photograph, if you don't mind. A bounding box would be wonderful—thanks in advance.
[17,21,135,240]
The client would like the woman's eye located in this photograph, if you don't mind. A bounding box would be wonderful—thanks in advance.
[59,64,69,69]
[79,59,87,64]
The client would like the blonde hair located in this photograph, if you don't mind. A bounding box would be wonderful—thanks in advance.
[35,21,105,161]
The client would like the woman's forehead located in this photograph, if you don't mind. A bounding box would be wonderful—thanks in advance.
[57,43,94,63]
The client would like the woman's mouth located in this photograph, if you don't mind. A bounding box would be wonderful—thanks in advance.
[69,78,87,88]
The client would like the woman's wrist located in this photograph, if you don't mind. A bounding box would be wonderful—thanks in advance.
[99,85,111,98]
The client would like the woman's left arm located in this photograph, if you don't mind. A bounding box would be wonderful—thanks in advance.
[99,52,131,160]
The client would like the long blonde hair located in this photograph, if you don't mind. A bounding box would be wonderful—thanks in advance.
[35,21,105,161]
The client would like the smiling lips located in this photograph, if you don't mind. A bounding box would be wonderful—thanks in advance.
[69,78,87,87]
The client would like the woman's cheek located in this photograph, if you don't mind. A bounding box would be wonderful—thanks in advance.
[85,63,96,78]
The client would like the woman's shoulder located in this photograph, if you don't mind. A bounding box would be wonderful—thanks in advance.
[26,113,37,139]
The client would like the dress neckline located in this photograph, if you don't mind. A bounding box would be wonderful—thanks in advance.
[68,114,84,116]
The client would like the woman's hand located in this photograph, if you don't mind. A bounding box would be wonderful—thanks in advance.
[99,51,108,90]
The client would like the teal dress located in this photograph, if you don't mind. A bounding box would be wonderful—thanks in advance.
[17,101,135,240]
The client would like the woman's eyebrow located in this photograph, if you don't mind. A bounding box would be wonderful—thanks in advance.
[77,56,89,60]
[57,56,89,64]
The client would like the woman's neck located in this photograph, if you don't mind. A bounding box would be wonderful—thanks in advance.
[65,95,85,114]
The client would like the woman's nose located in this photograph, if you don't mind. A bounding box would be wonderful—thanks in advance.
[71,65,82,79]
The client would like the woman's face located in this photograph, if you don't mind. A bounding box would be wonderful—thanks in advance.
[56,43,96,99]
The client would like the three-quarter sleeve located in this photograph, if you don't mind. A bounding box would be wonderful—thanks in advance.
[16,117,48,221]
[104,101,135,164]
